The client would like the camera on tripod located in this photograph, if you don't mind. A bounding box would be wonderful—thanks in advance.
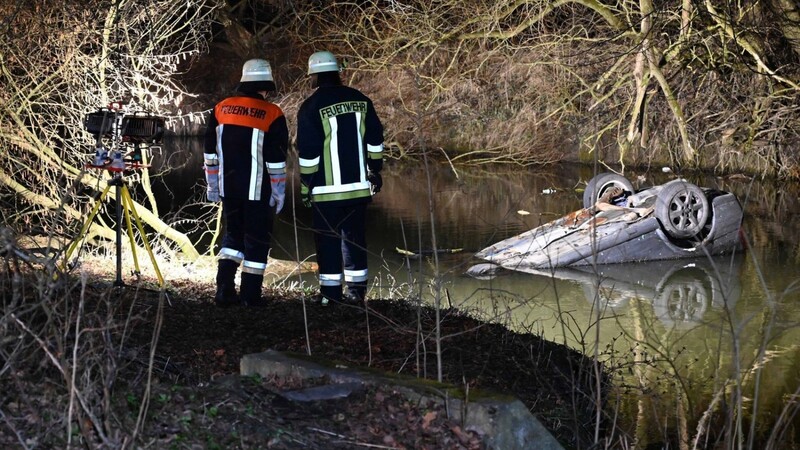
[84,102,166,171]
[70,102,168,286]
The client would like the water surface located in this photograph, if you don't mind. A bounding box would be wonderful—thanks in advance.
[155,138,800,445]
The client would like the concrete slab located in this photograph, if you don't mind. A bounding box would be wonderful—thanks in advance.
[241,349,564,450]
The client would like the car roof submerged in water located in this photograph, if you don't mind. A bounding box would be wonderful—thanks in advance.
[468,173,745,275]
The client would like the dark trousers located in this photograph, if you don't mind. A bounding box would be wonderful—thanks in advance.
[217,197,273,303]
[221,197,273,260]
[312,203,367,301]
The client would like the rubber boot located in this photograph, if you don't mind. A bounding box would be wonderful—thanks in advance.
[240,272,266,307]
[214,259,240,307]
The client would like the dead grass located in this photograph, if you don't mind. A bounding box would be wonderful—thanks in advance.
[1,236,603,449]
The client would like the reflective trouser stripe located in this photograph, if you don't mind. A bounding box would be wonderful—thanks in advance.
[242,260,267,275]
[344,269,368,283]
[313,203,367,289]
[367,143,383,159]
[218,247,244,263]
[319,273,342,286]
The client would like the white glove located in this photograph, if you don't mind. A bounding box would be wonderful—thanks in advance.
[269,174,286,213]
[205,164,220,202]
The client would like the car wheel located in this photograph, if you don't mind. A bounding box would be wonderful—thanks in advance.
[655,181,710,239]
[583,173,635,209]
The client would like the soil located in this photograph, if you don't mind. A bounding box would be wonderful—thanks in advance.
[1,261,605,450]
[115,279,604,450]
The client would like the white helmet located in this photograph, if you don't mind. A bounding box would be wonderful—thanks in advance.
[240,59,274,82]
[307,51,339,75]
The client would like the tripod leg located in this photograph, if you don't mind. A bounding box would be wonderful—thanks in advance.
[62,184,112,269]
[121,185,165,287]
[114,182,124,286]
[121,188,142,277]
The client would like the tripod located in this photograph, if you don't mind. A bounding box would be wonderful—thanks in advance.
[63,170,164,287]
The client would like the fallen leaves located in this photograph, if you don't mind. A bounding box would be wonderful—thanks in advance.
[422,410,437,430]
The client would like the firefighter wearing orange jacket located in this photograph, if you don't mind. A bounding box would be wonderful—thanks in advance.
[297,51,384,305]
[204,59,288,307]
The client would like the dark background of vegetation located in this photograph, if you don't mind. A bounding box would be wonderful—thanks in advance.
[182,0,800,178]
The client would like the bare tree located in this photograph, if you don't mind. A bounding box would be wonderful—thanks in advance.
[0,2,219,447]
[277,0,799,176]
[0,0,218,262]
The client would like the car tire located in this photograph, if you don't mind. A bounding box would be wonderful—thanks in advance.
[583,173,635,209]
[655,181,710,239]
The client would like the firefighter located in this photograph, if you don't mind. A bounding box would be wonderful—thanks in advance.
[296,51,384,305]
[203,58,289,307]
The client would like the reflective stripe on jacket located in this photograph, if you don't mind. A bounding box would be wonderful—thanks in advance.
[204,94,288,201]
[297,85,383,206]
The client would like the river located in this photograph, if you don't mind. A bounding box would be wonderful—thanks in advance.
[153,137,800,447]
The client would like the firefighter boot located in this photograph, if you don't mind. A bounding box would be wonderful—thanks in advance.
[316,285,342,306]
[343,284,366,305]
[240,272,267,307]
[215,259,240,308]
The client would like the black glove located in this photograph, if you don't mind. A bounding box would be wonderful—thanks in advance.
[301,183,312,208]
[368,172,382,194]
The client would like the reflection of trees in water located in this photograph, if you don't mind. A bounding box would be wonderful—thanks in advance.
[604,256,800,448]
[144,137,216,253]
[379,162,584,252]
[148,134,800,275]
[711,175,800,263]
[151,138,800,271]
[395,169,797,448]
[361,161,800,448]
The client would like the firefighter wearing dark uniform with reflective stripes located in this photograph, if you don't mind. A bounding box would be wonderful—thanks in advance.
[203,59,289,307]
[297,51,384,305]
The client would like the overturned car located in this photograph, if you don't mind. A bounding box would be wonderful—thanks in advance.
[468,173,745,276]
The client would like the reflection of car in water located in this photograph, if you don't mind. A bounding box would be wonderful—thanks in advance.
[575,257,742,328]
[468,173,745,274]
[481,256,743,328]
